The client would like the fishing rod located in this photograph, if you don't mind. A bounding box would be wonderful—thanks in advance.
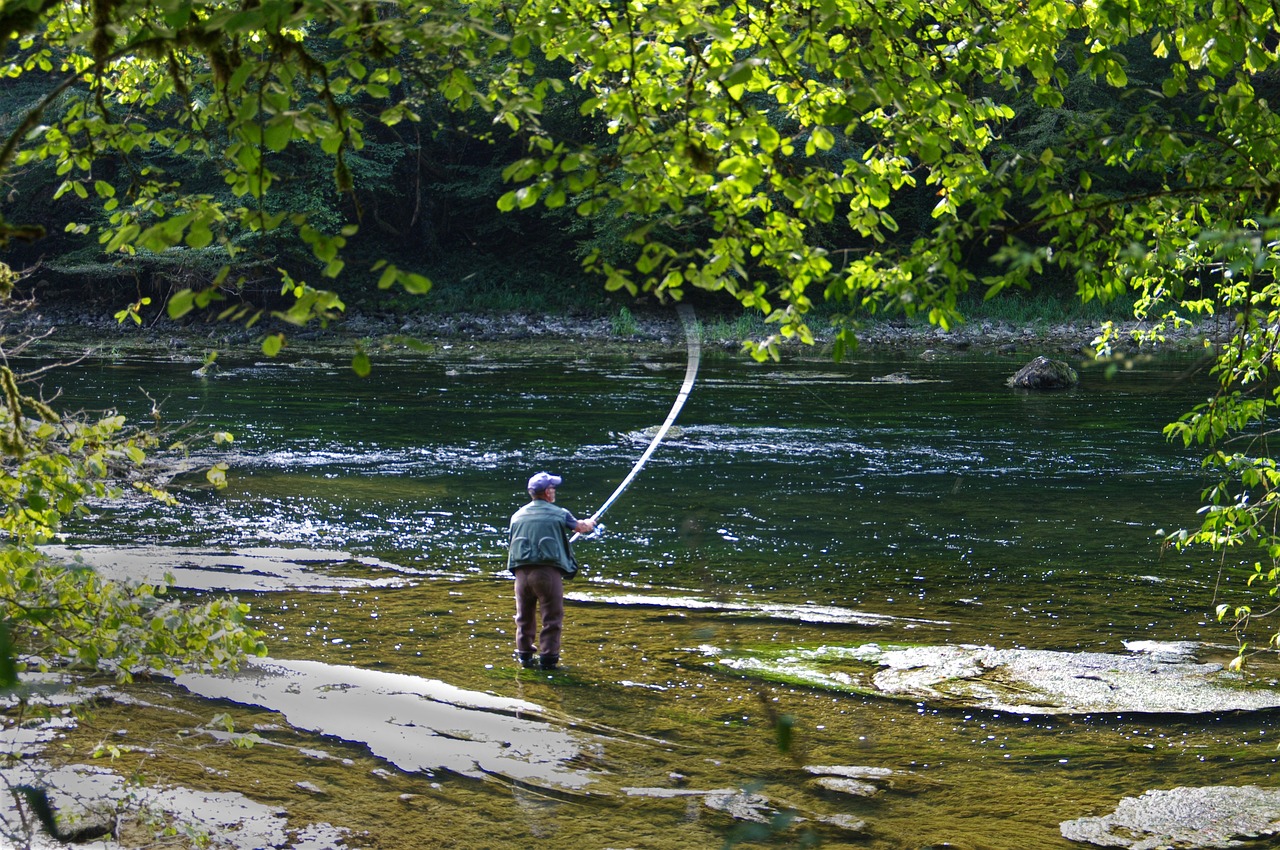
[571,303,701,542]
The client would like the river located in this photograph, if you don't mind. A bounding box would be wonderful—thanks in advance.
[29,339,1280,849]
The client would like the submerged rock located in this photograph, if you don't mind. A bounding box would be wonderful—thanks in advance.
[623,786,779,824]
[623,786,866,835]
[714,642,1280,715]
[802,764,943,796]
[806,765,894,797]
[703,790,777,823]
[815,813,867,833]
[568,591,948,628]
[0,762,348,850]
[1121,640,1200,662]
[813,777,880,797]
[1061,785,1280,849]
[1007,355,1079,389]
[624,787,740,798]
[625,424,685,442]
[804,765,894,780]
[701,789,867,835]
[858,371,945,384]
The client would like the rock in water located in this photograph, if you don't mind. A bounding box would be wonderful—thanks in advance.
[712,642,1280,715]
[1007,355,1079,389]
[1061,785,1280,849]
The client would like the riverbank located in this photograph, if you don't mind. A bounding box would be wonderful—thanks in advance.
[14,296,1222,362]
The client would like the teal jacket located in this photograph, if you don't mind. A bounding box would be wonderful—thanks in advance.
[507,499,579,577]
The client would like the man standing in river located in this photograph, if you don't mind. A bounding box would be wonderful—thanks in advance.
[507,472,596,671]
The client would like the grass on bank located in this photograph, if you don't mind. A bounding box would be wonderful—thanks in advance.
[352,258,1150,330]
[612,291,1154,343]
[409,285,1163,345]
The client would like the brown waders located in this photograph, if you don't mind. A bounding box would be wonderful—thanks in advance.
[513,564,563,670]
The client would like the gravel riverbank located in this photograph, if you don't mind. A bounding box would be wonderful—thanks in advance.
[11,297,1224,361]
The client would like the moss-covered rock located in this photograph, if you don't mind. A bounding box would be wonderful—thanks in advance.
[1006,355,1080,390]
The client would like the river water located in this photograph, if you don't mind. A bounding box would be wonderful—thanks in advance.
[32,339,1280,849]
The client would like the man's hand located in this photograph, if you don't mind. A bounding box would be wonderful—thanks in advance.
[575,517,596,535]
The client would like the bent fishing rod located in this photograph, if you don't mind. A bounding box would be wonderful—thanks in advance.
[571,303,701,542]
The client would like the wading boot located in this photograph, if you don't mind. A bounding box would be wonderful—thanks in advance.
[538,654,559,671]
[515,651,536,669]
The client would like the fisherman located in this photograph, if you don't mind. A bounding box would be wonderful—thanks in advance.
[507,472,596,670]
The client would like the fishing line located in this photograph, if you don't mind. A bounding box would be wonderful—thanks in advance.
[571,303,701,542]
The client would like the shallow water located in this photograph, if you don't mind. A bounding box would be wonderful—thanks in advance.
[30,342,1280,849]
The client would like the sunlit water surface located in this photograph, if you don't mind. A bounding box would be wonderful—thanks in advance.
[31,343,1280,850]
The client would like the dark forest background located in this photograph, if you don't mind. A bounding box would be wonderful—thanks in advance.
[0,36,1194,325]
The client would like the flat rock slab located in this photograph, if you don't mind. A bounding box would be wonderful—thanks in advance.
[0,762,349,850]
[179,657,602,791]
[1061,785,1280,849]
[42,544,416,592]
[713,642,1280,715]
[805,765,896,797]
[568,591,948,628]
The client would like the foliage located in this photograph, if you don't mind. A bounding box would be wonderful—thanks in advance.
[1,546,263,681]
[610,306,639,337]
[6,0,1280,655]
[954,290,1142,328]
[0,280,264,682]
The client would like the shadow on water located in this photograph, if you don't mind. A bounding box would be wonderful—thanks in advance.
[18,347,1280,849]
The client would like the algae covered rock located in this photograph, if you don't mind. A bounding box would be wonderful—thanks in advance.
[1061,785,1280,849]
[1007,355,1079,389]
[711,642,1280,715]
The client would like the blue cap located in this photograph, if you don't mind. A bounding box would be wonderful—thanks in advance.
[527,472,563,493]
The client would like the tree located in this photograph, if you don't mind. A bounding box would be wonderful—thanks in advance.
[6,2,1280,658]
[0,273,264,679]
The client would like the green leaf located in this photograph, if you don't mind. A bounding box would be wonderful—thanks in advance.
[399,272,432,295]
[228,61,254,94]
[167,289,196,319]
[352,351,372,377]
[0,621,17,687]
[721,59,759,88]
[186,222,213,249]
[775,714,795,753]
[264,119,292,152]
[377,265,398,289]
[206,463,229,489]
